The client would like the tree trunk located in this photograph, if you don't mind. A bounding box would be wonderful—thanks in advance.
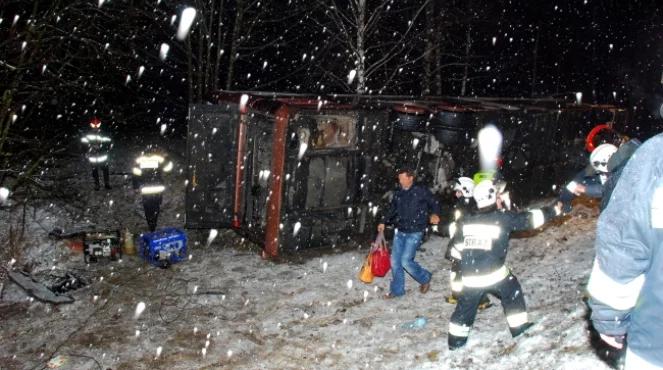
[213,1,225,91]
[531,27,540,98]
[187,37,194,104]
[225,0,246,90]
[434,13,444,95]
[355,0,367,94]
[460,26,471,96]
[203,0,215,97]
[423,1,435,95]
[197,17,204,102]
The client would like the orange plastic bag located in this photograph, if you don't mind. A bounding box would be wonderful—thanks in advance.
[359,253,374,284]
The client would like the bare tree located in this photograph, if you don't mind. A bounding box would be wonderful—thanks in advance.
[425,0,499,96]
[0,1,107,191]
[311,0,431,94]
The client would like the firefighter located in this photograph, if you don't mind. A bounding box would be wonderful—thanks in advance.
[559,143,618,213]
[445,177,494,309]
[447,180,561,350]
[81,117,112,190]
[132,149,173,232]
[587,133,663,369]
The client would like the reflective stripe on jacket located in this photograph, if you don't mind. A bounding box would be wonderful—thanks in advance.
[133,154,173,194]
[450,205,558,281]
[81,131,111,162]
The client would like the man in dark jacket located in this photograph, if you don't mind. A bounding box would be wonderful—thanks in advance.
[378,167,441,298]
[587,133,663,369]
[447,180,561,350]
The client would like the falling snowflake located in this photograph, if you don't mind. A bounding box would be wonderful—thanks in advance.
[134,302,146,319]
[0,187,10,205]
[239,94,249,112]
[347,69,357,84]
[207,229,218,246]
[177,7,197,41]
[159,43,170,61]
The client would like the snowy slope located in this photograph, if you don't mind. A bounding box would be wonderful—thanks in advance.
[0,138,613,370]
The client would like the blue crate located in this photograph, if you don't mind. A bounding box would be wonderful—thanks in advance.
[138,228,188,267]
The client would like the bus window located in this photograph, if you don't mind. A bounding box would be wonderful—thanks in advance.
[311,115,357,149]
[305,156,349,209]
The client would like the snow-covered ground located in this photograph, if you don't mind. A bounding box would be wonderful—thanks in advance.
[0,138,615,370]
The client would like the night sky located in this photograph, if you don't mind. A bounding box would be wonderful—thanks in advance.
[1,0,662,143]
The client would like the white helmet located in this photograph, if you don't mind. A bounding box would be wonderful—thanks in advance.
[473,180,497,209]
[590,143,618,173]
[453,177,475,198]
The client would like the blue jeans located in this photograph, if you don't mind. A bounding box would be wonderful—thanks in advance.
[389,230,431,296]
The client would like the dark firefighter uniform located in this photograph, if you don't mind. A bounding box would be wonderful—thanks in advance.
[447,202,559,350]
[559,143,618,213]
[132,153,173,232]
[81,128,112,190]
[446,196,475,300]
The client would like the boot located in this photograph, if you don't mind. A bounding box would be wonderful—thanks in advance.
[478,295,493,310]
[511,322,534,338]
[103,166,111,189]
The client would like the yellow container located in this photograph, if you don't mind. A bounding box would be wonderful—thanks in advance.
[122,229,136,255]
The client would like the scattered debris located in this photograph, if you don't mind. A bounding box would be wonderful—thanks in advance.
[46,354,67,368]
[8,270,74,304]
[401,316,427,330]
[49,272,89,294]
[48,226,97,240]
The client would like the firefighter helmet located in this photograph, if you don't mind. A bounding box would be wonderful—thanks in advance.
[590,143,618,173]
[473,180,497,209]
[89,117,101,129]
[453,177,475,198]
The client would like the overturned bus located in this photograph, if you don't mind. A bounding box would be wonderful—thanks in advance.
[185,91,626,257]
